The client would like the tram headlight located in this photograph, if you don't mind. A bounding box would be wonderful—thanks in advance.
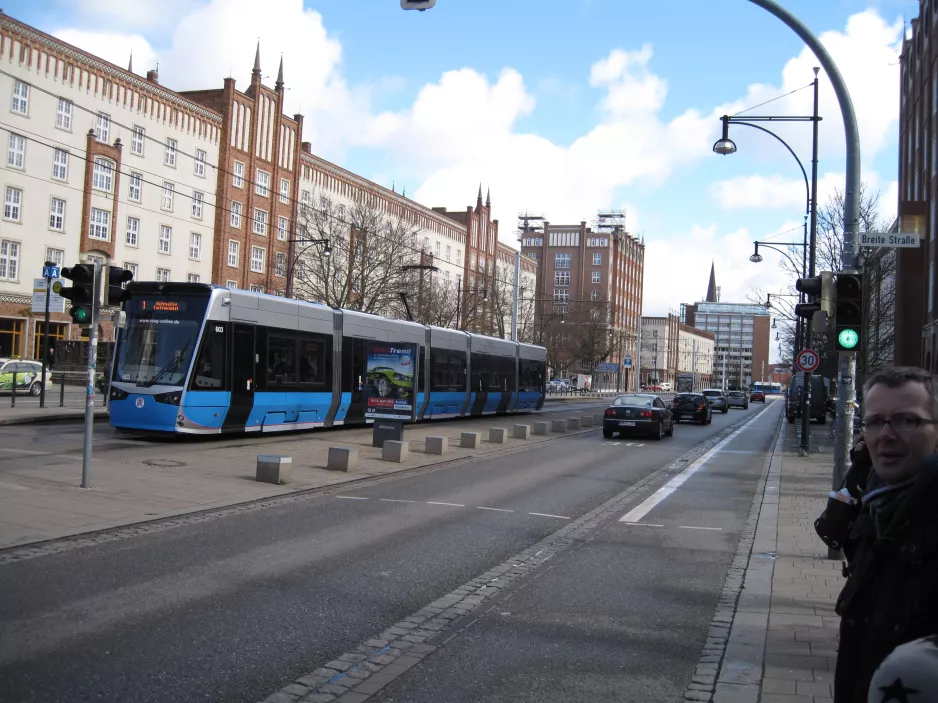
[154,390,183,406]
[109,385,129,401]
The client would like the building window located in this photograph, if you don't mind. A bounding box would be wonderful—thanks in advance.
[4,186,22,221]
[159,225,172,253]
[92,157,114,192]
[555,253,571,269]
[0,239,20,281]
[593,253,602,266]
[280,178,290,204]
[591,289,600,301]
[278,216,288,241]
[52,149,68,180]
[164,138,177,167]
[189,232,201,260]
[131,125,145,155]
[128,172,142,202]
[446,246,451,261]
[95,112,110,143]
[156,267,170,282]
[255,170,270,197]
[56,99,72,130]
[253,209,268,235]
[7,133,24,168]
[89,208,110,240]
[457,249,461,263]
[301,190,311,206]
[11,80,28,114]
[435,241,441,258]
[251,246,265,273]
[230,201,242,228]
[276,252,286,277]
[592,271,601,283]
[46,247,65,267]
[126,217,139,246]
[188,273,200,283]
[554,271,570,286]
[553,289,569,303]
[192,191,204,219]
[529,252,537,259]
[49,198,65,231]
[162,182,174,211]
[194,149,206,177]
[226,279,238,288]
[228,241,239,267]
[233,161,245,188]
[249,284,264,293]
[124,262,138,283]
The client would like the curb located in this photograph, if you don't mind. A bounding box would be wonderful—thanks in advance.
[0,409,109,426]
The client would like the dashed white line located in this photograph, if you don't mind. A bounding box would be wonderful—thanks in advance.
[679,526,723,531]
[528,512,570,520]
[477,506,514,513]
[379,498,416,503]
[336,496,369,500]
[426,501,465,507]
[622,522,664,527]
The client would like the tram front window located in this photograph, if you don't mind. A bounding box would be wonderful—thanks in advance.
[114,296,208,388]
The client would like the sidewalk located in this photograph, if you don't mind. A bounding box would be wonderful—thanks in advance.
[0,407,606,551]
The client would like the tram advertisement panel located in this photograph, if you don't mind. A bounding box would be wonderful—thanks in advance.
[364,341,417,421]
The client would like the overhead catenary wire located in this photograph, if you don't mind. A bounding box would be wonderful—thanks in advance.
[730,81,814,118]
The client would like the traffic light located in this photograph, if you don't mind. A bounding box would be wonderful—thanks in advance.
[401,0,436,9]
[794,272,834,320]
[105,265,134,306]
[834,273,863,351]
[56,264,95,324]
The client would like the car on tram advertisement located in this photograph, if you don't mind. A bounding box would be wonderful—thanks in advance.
[364,342,417,421]
[107,282,547,435]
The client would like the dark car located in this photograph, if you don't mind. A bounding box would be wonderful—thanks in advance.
[602,393,674,440]
[670,393,712,425]
[726,390,749,409]
[749,390,766,403]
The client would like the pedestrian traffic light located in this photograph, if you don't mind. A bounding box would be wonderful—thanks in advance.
[105,265,134,306]
[57,263,95,324]
[835,273,863,351]
[794,272,834,320]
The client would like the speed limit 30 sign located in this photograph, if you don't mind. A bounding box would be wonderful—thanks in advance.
[796,349,820,373]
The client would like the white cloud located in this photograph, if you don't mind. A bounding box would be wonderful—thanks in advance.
[53,29,157,76]
[64,0,201,30]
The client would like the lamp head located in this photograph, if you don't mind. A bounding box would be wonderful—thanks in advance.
[749,242,763,263]
[713,116,737,155]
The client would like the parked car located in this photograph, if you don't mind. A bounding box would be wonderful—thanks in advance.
[786,373,828,424]
[548,379,569,392]
[701,388,728,414]
[749,389,766,403]
[603,393,674,440]
[659,382,672,392]
[726,390,749,410]
[0,358,51,397]
[670,393,712,425]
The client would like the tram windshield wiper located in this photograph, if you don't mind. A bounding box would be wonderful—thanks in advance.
[142,341,190,388]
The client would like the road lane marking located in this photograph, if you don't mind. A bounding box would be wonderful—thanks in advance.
[679,526,723,531]
[379,498,416,503]
[618,411,767,524]
[477,506,514,513]
[335,496,368,500]
[426,501,465,507]
[529,512,570,520]
[622,522,664,527]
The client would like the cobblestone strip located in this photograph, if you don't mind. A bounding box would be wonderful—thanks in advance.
[0,423,602,566]
[682,413,784,703]
[257,407,775,703]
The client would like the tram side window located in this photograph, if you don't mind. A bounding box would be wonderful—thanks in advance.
[268,336,297,385]
[520,359,544,393]
[191,323,227,390]
[418,346,426,393]
[471,353,492,392]
[430,348,466,392]
[298,339,326,384]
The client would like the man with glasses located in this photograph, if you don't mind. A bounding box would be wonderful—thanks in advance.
[833,366,938,703]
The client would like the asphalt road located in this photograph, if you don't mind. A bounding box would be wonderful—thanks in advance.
[0,400,778,703]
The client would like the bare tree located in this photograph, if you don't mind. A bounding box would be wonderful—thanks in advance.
[292,191,423,317]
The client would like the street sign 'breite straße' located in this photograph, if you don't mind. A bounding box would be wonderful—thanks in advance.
[859,232,921,248]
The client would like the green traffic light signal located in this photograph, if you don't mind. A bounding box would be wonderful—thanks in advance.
[70,305,91,324]
[838,328,860,350]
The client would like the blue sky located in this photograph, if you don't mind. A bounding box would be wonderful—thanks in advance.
[9,0,918,334]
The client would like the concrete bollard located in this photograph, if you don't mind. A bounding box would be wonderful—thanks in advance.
[533,421,549,436]
[551,419,566,433]
[382,440,409,463]
[580,415,593,427]
[594,413,605,425]
[256,455,292,484]
[567,417,581,431]
[513,424,531,439]
[489,427,507,444]
[460,432,481,449]
[327,446,358,472]
[425,436,448,455]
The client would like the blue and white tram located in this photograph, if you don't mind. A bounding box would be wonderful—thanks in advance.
[108,283,547,434]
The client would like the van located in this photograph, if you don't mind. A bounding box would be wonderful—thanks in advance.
[786,373,828,424]
[659,382,672,392]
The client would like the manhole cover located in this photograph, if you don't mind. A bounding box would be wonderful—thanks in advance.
[142,459,188,468]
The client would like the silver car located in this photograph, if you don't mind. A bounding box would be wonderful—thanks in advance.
[726,390,749,409]
[701,389,728,414]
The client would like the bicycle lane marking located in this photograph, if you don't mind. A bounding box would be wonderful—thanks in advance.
[618,410,769,524]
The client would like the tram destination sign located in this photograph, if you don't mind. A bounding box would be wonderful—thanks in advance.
[859,232,920,248]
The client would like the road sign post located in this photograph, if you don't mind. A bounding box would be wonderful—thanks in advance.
[796,348,820,373]
[40,264,55,407]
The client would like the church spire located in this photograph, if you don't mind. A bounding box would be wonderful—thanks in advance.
[252,41,262,78]
[128,51,133,73]
[275,54,284,90]
[477,183,483,208]
[705,261,718,303]
[485,187,490,209]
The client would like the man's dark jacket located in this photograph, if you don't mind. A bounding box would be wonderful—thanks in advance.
[834,454,938,702]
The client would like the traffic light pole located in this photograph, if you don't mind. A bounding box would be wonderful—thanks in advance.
[800,71,820,456]
[39,268,52,409]
[81,261,102,488]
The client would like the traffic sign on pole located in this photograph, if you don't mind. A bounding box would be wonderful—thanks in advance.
[796,348,820,373]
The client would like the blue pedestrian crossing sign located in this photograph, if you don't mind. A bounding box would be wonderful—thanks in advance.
[42,265,60,279]
[622,356,633,369]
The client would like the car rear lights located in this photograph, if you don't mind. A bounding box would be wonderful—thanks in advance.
[604,408,615,417]
[698,403,706,410]
[639,410,653,418]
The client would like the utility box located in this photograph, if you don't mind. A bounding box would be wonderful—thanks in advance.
[372,420,404,448]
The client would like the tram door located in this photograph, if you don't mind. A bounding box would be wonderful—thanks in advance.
[223,323,256,431]
[343,337,367,424]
